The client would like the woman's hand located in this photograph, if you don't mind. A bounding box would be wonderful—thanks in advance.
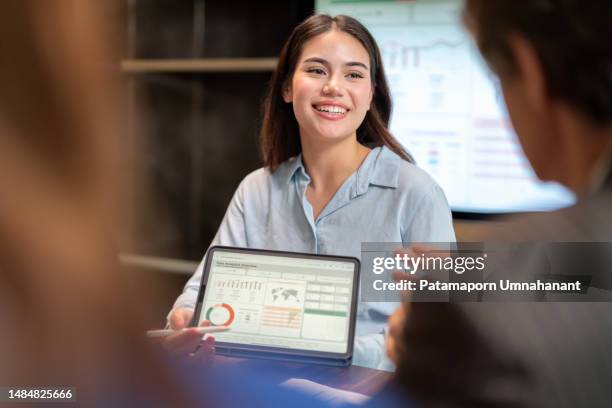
[161,307,216,364]
[168,307,195,330]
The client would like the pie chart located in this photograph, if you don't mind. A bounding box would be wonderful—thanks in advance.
[205,303,235,326]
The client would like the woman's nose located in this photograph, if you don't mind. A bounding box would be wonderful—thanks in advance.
[322,80,343,96]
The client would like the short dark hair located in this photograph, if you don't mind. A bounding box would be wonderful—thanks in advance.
[260,14,413,171]
[464,0,612,125]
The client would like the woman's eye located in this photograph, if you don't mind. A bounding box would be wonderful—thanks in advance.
[306,67,326,75]
[347,72,364,79]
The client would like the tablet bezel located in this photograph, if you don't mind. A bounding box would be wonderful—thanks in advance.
[191,246,360,365]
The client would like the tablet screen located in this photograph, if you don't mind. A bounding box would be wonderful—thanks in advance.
[196,248,357,354]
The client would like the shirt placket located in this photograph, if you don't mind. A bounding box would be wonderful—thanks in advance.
[295,170,319,253]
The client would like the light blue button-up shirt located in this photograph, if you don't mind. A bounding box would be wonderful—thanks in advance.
[172,146,455,370]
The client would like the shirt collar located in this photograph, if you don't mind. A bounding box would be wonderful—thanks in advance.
[352,146,400,197]
[280,155,307,185]
[278,145,402,191]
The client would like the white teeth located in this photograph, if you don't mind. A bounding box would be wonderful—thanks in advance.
[315,105,347,114]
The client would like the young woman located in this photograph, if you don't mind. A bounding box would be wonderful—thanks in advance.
[168,14,455,370]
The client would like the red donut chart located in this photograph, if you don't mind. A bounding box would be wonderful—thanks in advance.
[205,303,235,326]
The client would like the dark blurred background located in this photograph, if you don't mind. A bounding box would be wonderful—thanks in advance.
[125,0,314,259]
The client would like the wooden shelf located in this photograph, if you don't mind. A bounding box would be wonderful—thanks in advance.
[119,253,198,275]
[121,58,278,73]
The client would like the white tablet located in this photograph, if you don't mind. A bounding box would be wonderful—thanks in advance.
[192,246,360,366]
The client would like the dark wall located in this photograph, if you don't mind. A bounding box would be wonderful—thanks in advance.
[128,0,314,260]
[131,0,314,58]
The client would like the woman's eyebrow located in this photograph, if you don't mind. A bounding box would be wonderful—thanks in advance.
[303,57,330,67]
[303,57,368,71]
[345,61,369,70]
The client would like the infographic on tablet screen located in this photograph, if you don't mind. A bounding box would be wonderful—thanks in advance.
[198,251,355,354]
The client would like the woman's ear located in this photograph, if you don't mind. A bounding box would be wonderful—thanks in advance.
[282,82,293,103]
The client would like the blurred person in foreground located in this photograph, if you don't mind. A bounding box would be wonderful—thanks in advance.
[383,1,612,407]
[0,1,216,405]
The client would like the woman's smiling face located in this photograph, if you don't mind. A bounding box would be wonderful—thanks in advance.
[283,29,373,145]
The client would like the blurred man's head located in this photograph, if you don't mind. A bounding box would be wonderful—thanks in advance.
[463,0,612,192]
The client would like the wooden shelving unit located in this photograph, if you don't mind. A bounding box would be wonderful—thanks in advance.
[121,57,278,73]
[119,253,198,275]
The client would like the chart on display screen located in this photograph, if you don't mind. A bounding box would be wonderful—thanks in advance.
[316,0,575,213]
[198,250,357,354]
